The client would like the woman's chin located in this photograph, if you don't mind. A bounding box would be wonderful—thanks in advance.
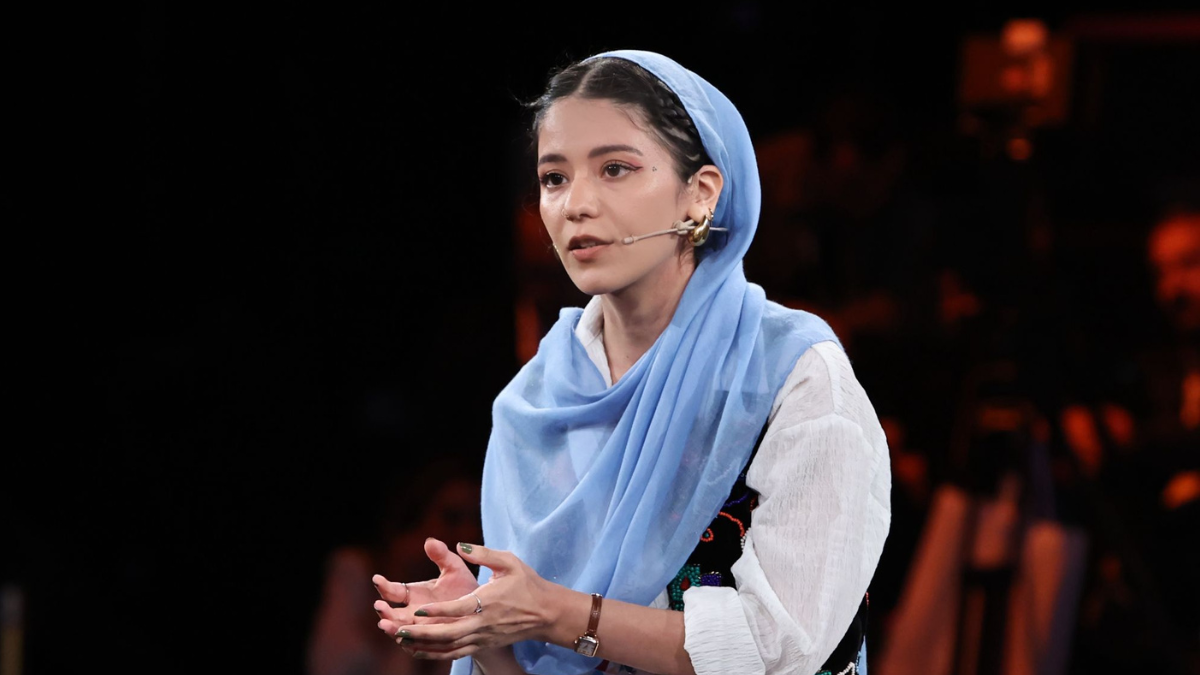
[567,272,623,297]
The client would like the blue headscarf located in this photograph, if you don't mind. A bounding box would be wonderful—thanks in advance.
[453,50,839,674]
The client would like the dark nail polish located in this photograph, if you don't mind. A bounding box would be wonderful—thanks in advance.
[459,542,474,554]
[414,609,428,617]
[398,629,411,639]
[400,637,414,645]
[414,652,428,659]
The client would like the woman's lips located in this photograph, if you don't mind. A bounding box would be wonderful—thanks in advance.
[570,243,610,261]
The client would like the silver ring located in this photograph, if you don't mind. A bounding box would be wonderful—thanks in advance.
[470,592,483,614]
[402,582,410,607]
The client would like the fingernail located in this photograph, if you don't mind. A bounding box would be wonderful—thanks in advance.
[414,652,428,659]
[399,637,414,645]
[459,542,474,554]
[398,629,411,638]
[414,609,428,617]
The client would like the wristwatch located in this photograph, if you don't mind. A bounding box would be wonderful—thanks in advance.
[573,593,603,657]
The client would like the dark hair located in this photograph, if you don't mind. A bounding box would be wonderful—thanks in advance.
[528,57,713,185]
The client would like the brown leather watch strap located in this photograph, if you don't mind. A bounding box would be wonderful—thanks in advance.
[586,592,603,637]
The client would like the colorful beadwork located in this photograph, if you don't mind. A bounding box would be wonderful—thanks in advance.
[717,511,747,539]
[667,564,725,610]
[666,426,763,612]
[667,564,700,610]
[814,661,856,675]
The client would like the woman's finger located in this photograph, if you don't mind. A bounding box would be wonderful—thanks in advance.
[410,643,481,661]
[453,542,516,572]
[394,615,484,646]
[376,618,405,639]
[374,599,393,620]
[373,575,444,608]
[371,574,412,605]
[412,591,482,620]
[424,537,469,576]
[374,599,419,624]
[376,601,462,627]
[376,605,461,632]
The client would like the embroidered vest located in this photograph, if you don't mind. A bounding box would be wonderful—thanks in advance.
[666,422,869,675]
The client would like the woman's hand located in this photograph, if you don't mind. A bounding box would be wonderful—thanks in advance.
[390,543,695,675]
[372,537,479,641]
[389,542,577,661]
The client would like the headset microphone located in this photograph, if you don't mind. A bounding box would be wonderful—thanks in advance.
[622,219,727,245]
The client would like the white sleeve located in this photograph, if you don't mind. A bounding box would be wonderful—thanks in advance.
[682,341,892,675]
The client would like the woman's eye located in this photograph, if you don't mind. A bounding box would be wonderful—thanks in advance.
[539,172,566,188]
[603,163,635,178]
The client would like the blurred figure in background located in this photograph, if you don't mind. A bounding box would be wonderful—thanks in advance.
[1061,205,1200,673]
[307,460,481,675]
[1143,208,1200,453]
[1142,208,1200,668]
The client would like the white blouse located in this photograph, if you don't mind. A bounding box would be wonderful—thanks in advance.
[575,296,892,675]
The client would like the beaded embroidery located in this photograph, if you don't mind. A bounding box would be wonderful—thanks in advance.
[667,564,724,611]
[665,422,766,612]
[814,662,857,675]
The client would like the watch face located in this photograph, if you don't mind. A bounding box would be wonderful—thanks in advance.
[574,635,599,657]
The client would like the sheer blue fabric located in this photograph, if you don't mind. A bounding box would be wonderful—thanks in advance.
[451,50,839,675]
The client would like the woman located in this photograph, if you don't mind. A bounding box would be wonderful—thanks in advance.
[372,50,891,675]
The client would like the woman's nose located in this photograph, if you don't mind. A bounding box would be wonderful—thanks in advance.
[562,176,599,221]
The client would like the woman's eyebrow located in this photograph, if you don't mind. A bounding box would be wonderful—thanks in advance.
[537,145,644,166]
[589,144,642,158]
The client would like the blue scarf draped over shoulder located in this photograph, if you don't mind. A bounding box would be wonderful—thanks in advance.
[454,50,839,675]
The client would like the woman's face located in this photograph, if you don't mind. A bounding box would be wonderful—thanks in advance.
[537,96,696,297]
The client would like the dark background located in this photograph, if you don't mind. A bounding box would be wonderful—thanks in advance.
[5,4,1198,674]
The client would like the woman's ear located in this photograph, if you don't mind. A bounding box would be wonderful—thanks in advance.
[687,164,724,222]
